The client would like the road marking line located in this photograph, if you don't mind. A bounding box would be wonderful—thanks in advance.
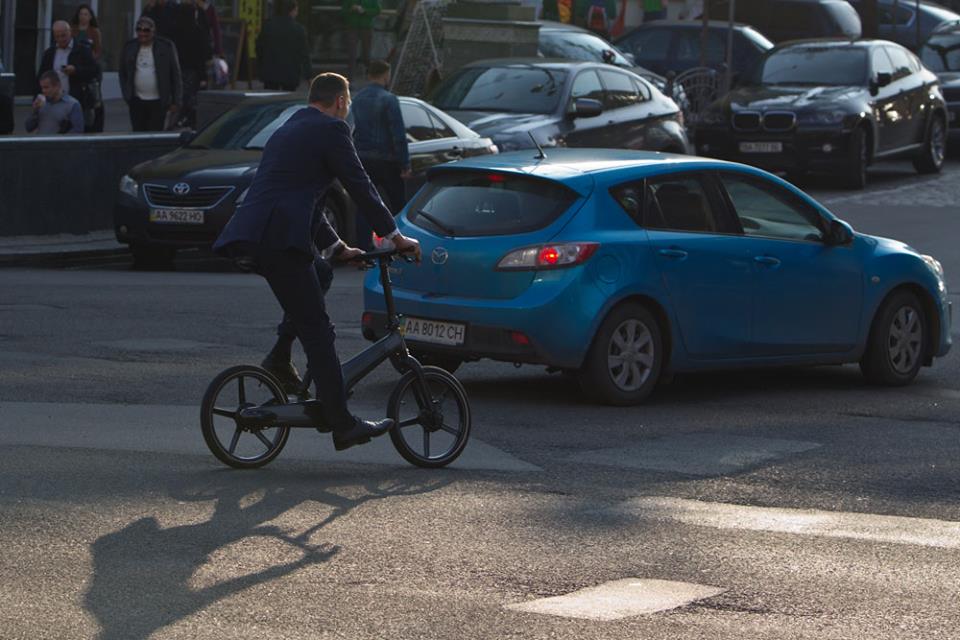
[505,579,724,620]
[568,434,820,476]
[615,497,960,549]
[0,402,541,472]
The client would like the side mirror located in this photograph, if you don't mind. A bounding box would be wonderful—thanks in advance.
[876,72,892,87]
[570,98,604,119]
[602,49,616,65]
[179,129,196,146]
[826,219,854,246]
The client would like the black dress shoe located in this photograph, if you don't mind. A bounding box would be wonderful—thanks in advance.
[260,355,310,399]
[332,417,395,452]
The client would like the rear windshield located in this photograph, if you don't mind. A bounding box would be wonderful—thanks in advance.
[407,172,578,237]
[430,66,568,114]
[752,46,868,86]
[188,101,302,150]
[921,34,960,72]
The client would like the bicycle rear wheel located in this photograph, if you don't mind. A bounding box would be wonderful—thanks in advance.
[201,365,290,469]
[387,366,471,468]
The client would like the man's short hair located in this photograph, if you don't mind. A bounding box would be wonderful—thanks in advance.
[136,16,156,31]
[308,73,349,107]
[367,60,390,79]
[284,0,298,14]
[39,70,61,86]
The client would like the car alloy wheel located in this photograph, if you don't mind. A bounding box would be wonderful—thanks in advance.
[860,290,926,386]
[914,115,947,174]
[579,302,663,405]
[887,305,923,375]
[607,319,655,392]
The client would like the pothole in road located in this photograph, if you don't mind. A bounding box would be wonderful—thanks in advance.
[505,578,725,620]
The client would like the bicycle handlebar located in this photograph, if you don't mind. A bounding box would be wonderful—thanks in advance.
[357,247,417,264]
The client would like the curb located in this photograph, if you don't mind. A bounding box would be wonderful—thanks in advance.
[0,246,129,266]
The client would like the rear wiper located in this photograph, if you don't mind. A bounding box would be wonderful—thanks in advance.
[415,210,457,237]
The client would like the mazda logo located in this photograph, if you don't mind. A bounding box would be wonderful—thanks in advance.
[172,182,191,195]
[431,247,449,265]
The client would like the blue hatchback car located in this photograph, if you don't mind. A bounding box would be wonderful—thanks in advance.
[362,149,952,405]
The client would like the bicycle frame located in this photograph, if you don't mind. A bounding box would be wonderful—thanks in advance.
[237,252,426,431]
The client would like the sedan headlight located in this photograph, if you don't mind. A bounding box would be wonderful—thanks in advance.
[119,174,139,198]
[797,110,847,126]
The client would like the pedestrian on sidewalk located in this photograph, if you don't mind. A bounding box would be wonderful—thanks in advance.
[342,0,380,81]
[348,59,410,250]
[172,0,212,128]
[198,0,224,59]
[70,4,104,132]
[119,16,182,131]
[142,0,179,40]
[256,0,311,91]
[643,0,667,22]
[36,20,98,127]
[25,71,84,134]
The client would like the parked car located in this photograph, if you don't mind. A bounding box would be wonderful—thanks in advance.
[362,149,951,404]
[614,20,774,80]
[919,21,960,129]
[114,95,496,267]
[695,39,948,188]
[428,59,690,154]
[849,0,960,50]
[707,0,861,43]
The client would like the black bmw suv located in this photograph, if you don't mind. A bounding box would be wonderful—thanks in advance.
[695,39,948,188]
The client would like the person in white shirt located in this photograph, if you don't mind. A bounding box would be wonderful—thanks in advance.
[119,16,182,131]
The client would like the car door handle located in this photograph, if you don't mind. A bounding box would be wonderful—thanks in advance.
[658,248,688,259]
[753,255,781,267]
[443,148,463,161]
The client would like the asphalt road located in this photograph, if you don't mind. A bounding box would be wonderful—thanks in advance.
[1,160,958,639]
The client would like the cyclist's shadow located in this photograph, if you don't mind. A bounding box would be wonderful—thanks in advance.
[83,468,450,640]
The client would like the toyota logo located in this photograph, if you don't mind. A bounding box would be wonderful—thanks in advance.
[172,182,191,195]
[431,247,449,265]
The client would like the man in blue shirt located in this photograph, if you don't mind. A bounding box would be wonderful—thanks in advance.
[349,60,410,250]
[26,71,84,134]
[214,73,421,452]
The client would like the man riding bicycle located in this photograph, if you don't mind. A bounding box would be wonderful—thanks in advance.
[213,72,421,452]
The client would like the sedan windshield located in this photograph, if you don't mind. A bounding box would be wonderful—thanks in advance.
[753,47,868,86]
[920,34,960,72]
[431,66,568,114]
[188,102,303,150]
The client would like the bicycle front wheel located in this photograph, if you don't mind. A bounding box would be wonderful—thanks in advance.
[200,365,290,469]
[387,366,471,468]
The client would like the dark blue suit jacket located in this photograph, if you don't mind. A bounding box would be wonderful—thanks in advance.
[213,107,397,258]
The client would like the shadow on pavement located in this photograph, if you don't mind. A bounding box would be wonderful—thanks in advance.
[83,468,451,640]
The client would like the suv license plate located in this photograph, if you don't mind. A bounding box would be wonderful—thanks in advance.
[149,209,204,224]
[402,317,466,346]
[739,142,783,153]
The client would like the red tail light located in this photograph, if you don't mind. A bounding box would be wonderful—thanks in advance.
[496,243,600,271]
[361,312,374,328]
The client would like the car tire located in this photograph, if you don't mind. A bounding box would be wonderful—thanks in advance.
[860,290,926,386]
[319,197,353,247]
[912,115,946,175]
[578,302,663,405]
[844,126,868,190]
[130,244,175,270]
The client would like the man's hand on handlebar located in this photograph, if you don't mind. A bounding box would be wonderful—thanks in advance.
[333,244,366,265]
[392,234,422,264]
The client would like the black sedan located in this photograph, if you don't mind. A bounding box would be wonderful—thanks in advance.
[614,20,773,80]
[920,23,960,132]
[428,59,690,154]
[114,95,496,267]
[695,39,948,188]
[849,0,960,51]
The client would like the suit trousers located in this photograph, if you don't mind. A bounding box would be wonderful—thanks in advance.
[259,250,352,427]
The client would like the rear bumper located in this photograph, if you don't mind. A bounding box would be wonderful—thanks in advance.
[113,193,236,248]
[362,267,606,369]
